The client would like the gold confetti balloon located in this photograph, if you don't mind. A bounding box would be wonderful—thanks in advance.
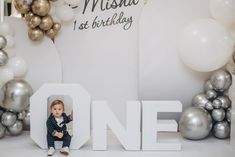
[53,23,61,32]
[28,28,44,41]
[24,12,34,22]
[32,0,51,16]
[39,15,53,31]
[45,28,57,39]
[14,0,30,14]
[28,15,41,28]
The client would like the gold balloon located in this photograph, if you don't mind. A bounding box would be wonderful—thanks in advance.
[45,28,57,39]
[28,16,41,28]
[24,12,34,22]
[28,28,44,41]
[39,15,53,31]
[14,0,30,14]
[53,23,61,32]
[32,0,51,16]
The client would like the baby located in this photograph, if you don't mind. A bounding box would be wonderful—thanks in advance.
[46,100,73,156]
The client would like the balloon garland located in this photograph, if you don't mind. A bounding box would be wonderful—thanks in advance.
[178,0,235,72]
[13,0,79,41]
[0,6,33,138]
[180,70,232,140]
[178,0,235,140]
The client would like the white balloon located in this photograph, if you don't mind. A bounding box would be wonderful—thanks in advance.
[179,19,234,72]
[0,67,14,87]
[5,35,15,49]
[56,4,74,22]
[50,5,56,15]
[7,57,28,78]
[210,0,235,26]
[51,14,62,23]
[0,21,14,36]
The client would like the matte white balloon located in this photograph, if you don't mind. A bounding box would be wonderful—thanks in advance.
[0,67,14,86]
[210,0,235,26]
[0,21,14,36]
[5,35,15,49]
[56,4,74,22]
[7,57,28,78]
[179,19,234,72]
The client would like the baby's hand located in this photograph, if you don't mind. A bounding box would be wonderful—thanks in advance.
[57,132,64,139]
[54,132,63,139]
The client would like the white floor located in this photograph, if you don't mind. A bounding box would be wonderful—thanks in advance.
[0,131,234,157]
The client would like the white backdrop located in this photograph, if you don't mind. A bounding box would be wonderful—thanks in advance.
[139,0,212,121]
[6,0,215,123]
[55,0,145,124]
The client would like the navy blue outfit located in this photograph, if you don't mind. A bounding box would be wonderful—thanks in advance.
[46,113,72,148]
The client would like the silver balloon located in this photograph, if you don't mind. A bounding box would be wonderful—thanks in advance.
[205,102,213,111]
[17,111,26,120]
[23,110,30,130]
[210,70,232,92]
[192,93,211,109]
[217,96,231,109]
[0,109,4,117]
[213,121,230,139]
[212,99,222,109]
[206,89,217,100]
[212,109,225,122]
[7,120,23,136]
[0,49,8,66]
[226,108,231,122]
[0,35,7,49]
[204,80,214,91]
[0,79,33,112]
[179,107,212,140]
[1,112,17,127]
[0,123,6,138]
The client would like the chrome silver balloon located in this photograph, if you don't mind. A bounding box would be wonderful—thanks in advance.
[1,112,17,127]
[23,110,30,130]
[192,93,211,109]
[212,109,225,122]
[204,80,214,91]
[0,35,7,49]
[206,89,217,100]
[0,49,8,66]
[226,108,231,122]
[179,107,212,140]
[0,79,33,112]
[210,70,232,92]
[17,111,26,120]
[217,96,231,109]
[7,120,23,136]
[212,99,222,109]
[205,102,213,111]
[0,123,6,138]
[213,121,230,139]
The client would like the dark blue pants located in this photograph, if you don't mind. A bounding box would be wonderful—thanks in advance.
[47,132,71,148]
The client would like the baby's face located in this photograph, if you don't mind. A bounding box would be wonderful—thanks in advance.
[51,104,64,118]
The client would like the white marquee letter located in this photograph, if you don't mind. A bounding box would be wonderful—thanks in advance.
[30,84,91,149]
[142,101,182,151]
[92,101,141,150]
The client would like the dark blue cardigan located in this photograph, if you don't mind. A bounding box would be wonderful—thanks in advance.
[46,113,72,136]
